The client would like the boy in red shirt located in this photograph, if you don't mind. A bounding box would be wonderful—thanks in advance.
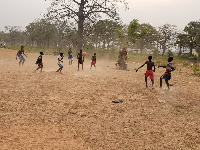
[136,56,155,88]
[90,53,96,69]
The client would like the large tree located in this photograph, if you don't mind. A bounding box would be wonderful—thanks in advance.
[158,24,177,55]
[184,21,200,55]
[93,19,120,49]
[175,33,188,56]
[128,19,139,45]
[46,0,128,51]
[5,26,21,45]
[26,19,57,47]
[136,23,158,53]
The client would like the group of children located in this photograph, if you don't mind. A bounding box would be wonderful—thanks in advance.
[136,55,175,89]
[16,46,175,89]
[16,46,97,73]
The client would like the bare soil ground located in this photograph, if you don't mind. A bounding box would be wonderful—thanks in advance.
[0,48,200,150]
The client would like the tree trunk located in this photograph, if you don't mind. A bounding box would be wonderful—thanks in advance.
[162,44,166,56]
[178,46,182,56]
[189,43,193,56]
[140,41,144,53]
[77,0,85,52]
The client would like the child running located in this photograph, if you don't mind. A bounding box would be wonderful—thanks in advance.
[158,57,175,89]
[56,53,64,73]
[68,48,73,65]
[136,56,155,88]
[77,49,84,70]
[16,45,27,66]
[90,53,96,69]
[34,52,44,73]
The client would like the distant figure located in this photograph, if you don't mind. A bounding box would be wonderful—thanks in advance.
[68,48,73,65]
[0,43,2,48]
[16,45,27,66]
[77,49,84,70]
[3,43,5,48]
[136,56,155,88]
[34,52,44,73]
[90,53,96,69]
[56,53,64,73]
[158,57,175,89]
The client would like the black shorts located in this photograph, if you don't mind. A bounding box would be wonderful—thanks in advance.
[38,63,43,68]
[78,59,83,64]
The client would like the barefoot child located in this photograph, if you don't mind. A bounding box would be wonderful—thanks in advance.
[136,56,155,88]
[68,48,73,65]
[16,45,27,66]
[77,49,84,70]
[34,52,44,72]
[90,53,96,69]
[56,53,64,73]
[158,57,175,89]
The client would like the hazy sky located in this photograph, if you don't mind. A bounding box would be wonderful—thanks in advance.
[0,0,200,31]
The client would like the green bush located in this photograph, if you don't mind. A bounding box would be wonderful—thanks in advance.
[193,63,200,76]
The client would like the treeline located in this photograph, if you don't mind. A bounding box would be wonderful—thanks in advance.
[1,18,200,55]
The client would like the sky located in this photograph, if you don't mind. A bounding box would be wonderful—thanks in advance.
[0,0,200,31]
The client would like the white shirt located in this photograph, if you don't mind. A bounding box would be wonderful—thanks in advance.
[57,55,63,64]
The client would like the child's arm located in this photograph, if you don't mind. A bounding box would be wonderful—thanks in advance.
[158,65,166,68]
[23,51,27,57]
[136,62,146,72]
[171,66,175,71]
[153,64,156,72]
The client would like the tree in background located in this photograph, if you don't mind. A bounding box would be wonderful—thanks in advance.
[136,23,158,53]
[175,33,188,56]
[26,19,57,47]
[45,0,128,51]
[128,19,139,46]
[54,20,74,50]
[184,21,200,55]
[116,26,128,50]
[158,24,177,55]
[5,26,21,45]
[93,19,121,49]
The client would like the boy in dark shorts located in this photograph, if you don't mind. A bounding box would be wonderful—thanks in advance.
[136,56,155,88]
[56,53,64,73]
[77,49,84,70]
[158,57,175,89]
[16,45,27,66]
[68,48,73,65]
[34,52,44,73]
[90,53,96,69]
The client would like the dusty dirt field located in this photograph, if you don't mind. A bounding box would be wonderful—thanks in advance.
[0,48,200,150]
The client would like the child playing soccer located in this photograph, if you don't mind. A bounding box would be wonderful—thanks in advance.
[158,57,175,89]
[136,56,155,88]
[68,48,73,65]
[34,52,44,73]
[16,45,27,66]
[56,53,64,73]
[77,49,84,70]
[90,53,96,69]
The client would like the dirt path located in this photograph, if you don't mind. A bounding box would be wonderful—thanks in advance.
[0,48,200,149]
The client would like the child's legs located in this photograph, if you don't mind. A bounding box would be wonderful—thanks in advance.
[165,79,169,89]
[160,76,163,87]
[22,59,25,65]
[151,79,154,87]
[145,76,147,86]
[78,62,79,70]
[19,59,22,65]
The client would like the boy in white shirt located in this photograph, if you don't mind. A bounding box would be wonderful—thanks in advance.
[56,53,64,73]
